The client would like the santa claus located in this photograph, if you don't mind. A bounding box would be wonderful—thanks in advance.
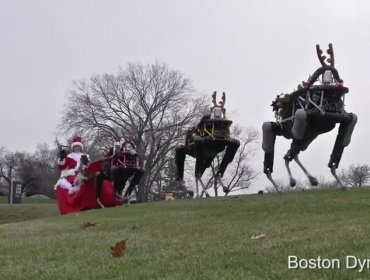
[54,136,89,194]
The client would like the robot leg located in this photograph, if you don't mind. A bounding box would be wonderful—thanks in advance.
[175,145,186,181]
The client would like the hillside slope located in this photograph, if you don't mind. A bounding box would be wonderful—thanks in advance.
[1,188,370,279]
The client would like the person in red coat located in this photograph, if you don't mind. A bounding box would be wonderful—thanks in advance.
[54,136,89,194]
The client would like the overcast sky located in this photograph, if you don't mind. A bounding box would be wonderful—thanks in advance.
[1,0,369,191]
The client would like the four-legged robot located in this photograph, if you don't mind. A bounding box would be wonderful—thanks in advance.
[96,139,144,207]
[175,92,240,197]
[262,44,357,192]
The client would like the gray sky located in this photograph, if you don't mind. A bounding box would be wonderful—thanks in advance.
[1,0,369,191]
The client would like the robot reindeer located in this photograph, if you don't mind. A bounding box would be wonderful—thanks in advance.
[262,44,357,192]
[175,92,240,197]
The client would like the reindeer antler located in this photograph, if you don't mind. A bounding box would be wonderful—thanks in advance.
[316,44,327,66]
[316,43,335,66]
[219,92,226,108]
[327,43,334,66]
[212,91,217,107]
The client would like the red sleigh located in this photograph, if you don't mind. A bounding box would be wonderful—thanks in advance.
[55,160,121,214]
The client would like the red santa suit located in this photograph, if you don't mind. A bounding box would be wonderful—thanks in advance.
[54,136,122,214]
[54,137,88,194]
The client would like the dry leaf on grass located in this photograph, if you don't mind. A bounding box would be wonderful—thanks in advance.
[111,239,128,257]
[251,234,266,240]
[80,222,97,229]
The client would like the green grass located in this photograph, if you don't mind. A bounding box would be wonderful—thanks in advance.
[1,188,370,279]
[0,196,58,225]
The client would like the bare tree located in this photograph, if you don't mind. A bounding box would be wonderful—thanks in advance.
[13,151,39,193]
[0,148,37,196]
[59,62,205,202]
[0,147,17,192]
[340,164,370,187]
[24,143,59,197]
[0,144,59,198]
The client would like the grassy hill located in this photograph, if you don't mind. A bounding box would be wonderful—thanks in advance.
[0,196,59,225]
[1,188,370,279]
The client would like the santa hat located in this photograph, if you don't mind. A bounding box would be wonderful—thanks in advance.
[71,136,83,149]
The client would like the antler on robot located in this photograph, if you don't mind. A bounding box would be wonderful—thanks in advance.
[262,43,357,192]
[175,91,240,197]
